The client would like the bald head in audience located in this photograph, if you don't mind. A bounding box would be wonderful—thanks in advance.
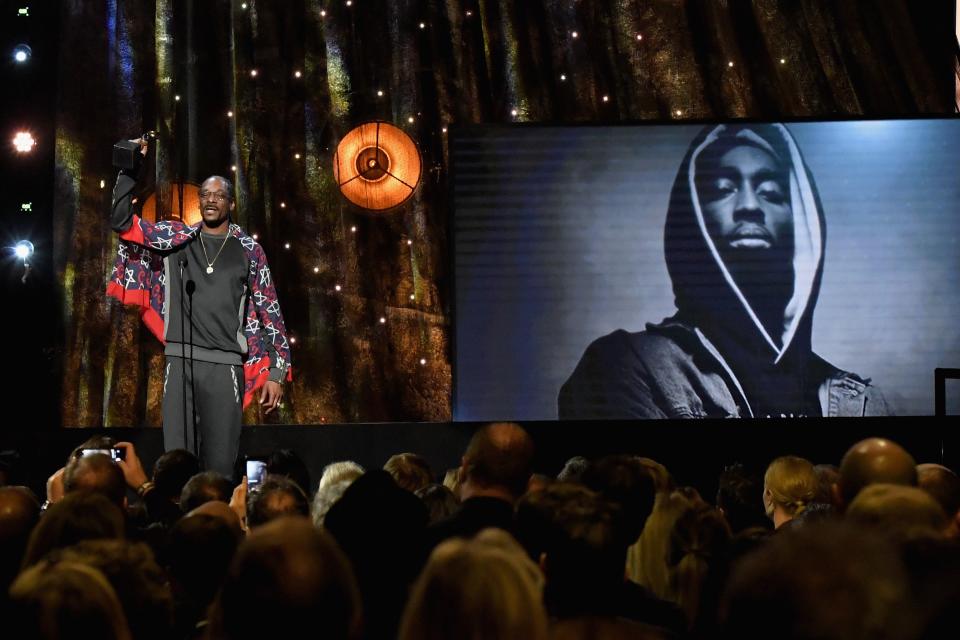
[64,453,127,509]
[847,484,948,540]
[917,463,960,535]
[187,500,243,538]
[0,486,39,537]
[834,438,917,510]
[0,486,41,591]
[460,422,535,502]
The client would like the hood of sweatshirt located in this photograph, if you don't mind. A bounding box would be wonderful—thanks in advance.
[664,123,826,366]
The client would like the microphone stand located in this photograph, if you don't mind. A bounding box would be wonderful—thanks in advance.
[185,279,197,457]
[178,256,190,453]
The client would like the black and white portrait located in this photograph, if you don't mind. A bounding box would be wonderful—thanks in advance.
[453,120,960,421]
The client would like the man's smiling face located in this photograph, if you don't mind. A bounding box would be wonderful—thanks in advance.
[198,177,234,229]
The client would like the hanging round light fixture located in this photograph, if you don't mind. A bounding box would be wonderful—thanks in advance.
[140,183,202,225]
[333,121,421,211]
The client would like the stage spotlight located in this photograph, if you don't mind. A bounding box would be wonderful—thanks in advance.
[13,131,35,153]
[14,240,34,260]
[13,44,31,63]
[13,240,34,284]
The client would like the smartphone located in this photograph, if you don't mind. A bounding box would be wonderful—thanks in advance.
[246,457,267,492]
[79,448,125,463]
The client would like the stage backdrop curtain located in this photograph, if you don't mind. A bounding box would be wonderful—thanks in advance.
[53,0,953,427]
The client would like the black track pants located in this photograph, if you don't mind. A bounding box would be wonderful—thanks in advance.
[162,356,243,478]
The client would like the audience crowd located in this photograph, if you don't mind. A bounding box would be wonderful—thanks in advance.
[1,425,958,639]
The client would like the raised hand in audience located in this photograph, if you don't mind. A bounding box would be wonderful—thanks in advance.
[230,476,248,532]
[114,442,151,497]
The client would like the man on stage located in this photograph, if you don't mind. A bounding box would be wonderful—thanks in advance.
[106,139,291,476]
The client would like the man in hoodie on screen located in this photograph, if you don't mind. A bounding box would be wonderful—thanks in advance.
[558,124,888,420]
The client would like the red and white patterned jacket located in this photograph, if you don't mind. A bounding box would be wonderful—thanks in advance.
[106,213,292,408]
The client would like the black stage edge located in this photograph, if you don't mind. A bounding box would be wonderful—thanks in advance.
[2,418,957,502]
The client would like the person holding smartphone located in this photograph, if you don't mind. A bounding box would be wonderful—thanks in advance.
[106,138,292,476]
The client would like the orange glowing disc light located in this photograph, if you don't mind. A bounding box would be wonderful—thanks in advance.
[140,183,202,225]
[334,121,421,211]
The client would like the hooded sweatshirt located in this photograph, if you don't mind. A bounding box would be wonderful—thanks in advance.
[559,124,887,420]
[665,124,825,417]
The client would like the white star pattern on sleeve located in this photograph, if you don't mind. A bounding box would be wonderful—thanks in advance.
[264,321,279,340]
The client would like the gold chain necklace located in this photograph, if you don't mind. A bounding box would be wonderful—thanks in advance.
[199,233,230,274]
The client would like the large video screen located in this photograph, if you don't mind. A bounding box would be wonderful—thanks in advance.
[453,119,960,421]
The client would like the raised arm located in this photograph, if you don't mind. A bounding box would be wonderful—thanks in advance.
[110,138,148,232]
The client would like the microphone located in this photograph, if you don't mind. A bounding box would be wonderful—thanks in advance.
[185,280,196,296]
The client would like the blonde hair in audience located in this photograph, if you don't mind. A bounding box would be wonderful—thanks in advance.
[764,456,817,517]
[399,530,547,640]
[313,461,365,528]
[317,461,364,491]
[472,527,545,593]
[442,467,462,499]
[626,489,694,600]
[312,478,356,528]
[10,560,132,640]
